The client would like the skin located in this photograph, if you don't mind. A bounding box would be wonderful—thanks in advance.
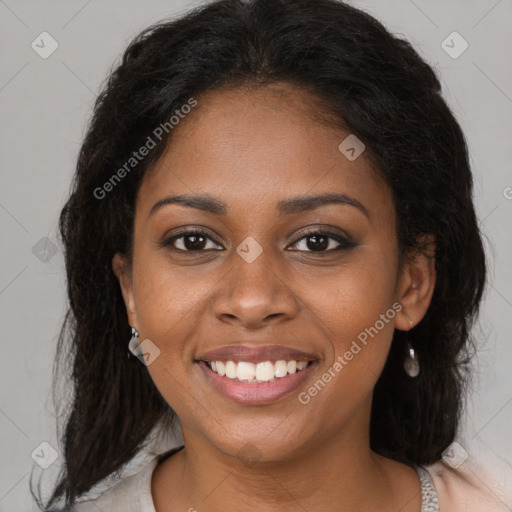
[113,83,436,511]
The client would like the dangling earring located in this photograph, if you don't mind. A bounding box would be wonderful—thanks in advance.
[127,327,141,358]
[404,336,420,378]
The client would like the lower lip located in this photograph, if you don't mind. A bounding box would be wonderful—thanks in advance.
[197,360,318,405]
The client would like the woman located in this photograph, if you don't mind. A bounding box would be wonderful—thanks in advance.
[33,0,511,510]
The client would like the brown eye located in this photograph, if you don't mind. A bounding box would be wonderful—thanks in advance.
[288,230,356,252]
[162,229,223,252]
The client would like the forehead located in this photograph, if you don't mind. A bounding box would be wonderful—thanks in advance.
[138,83,392,221]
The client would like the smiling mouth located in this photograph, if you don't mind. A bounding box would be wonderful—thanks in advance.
[196,358,318,404]
[202,359,314,383]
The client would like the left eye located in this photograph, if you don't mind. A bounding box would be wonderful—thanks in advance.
[288,230,353,252]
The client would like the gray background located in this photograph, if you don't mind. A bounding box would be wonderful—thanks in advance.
[1,0,511,509]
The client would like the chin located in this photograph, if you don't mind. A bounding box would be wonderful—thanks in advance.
[201,419,311,465]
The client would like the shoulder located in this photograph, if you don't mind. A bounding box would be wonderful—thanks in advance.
[67,419,185,512]
[424,441,512,512]
[69,456,159,512]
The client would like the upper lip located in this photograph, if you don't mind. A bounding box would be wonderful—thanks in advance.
[195,344,318,363]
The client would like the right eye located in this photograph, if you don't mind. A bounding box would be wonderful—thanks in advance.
[160,229,224,252]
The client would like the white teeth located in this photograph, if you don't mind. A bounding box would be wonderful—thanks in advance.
[256,361,274,381]
[225,361,237,379]
[206,359,312,382]
[237,361,255,381]
[274,360,288,378]
[216,361,226,376]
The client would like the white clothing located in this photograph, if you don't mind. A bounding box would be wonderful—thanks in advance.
[69,423,511,511]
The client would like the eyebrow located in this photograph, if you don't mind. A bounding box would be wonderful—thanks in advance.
[149,192,369,219]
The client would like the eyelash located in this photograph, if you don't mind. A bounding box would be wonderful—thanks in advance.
[160,228,356,254]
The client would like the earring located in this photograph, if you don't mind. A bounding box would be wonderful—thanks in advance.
[127,327,141,358]
[404,336,420,378]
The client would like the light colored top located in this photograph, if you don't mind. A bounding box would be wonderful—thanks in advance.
[68,423,512,511]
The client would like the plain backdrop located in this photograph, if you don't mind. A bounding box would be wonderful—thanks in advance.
[1,0,511,510]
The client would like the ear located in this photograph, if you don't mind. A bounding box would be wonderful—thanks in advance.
[112,252,139,329]
[394,234,436,331]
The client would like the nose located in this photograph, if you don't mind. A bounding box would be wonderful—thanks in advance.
[212,246,299,329]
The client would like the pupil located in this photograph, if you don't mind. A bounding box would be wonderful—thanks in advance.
[307,235,328,251]
[185,234,206,250]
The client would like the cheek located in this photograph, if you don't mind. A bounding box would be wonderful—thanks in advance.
[306,245,398,379]
[130,255,205,413]
[129,249,206,369]
[309,244,397,325]
[132,240,212,320]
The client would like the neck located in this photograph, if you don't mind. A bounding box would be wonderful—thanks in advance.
[152,419,422,511]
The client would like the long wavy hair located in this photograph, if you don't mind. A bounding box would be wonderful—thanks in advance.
[33,0,486,509]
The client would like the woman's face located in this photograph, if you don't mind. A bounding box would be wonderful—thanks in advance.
[114,83,433,463]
